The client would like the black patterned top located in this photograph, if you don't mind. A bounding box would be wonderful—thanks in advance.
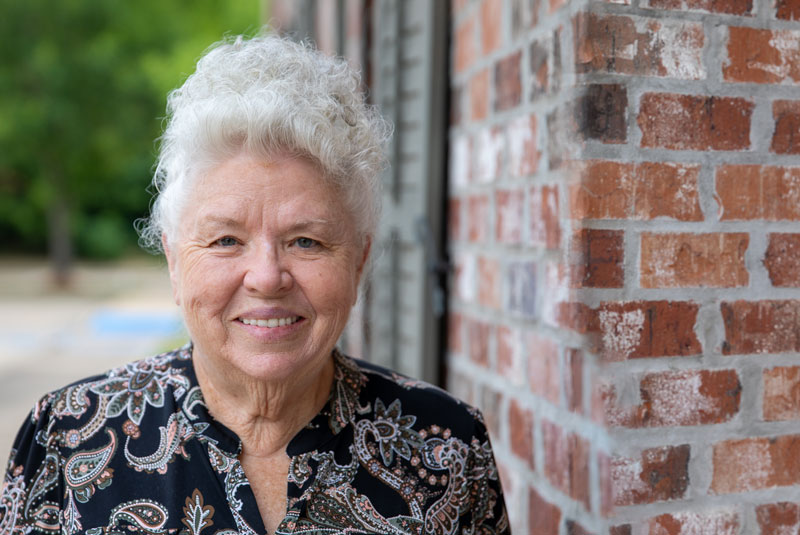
[1,345,510,535]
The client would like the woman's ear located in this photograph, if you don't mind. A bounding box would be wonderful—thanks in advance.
[162,233,180,306]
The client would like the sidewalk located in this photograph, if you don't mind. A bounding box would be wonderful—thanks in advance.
[0,257,185,458]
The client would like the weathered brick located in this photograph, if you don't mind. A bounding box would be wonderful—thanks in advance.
[777,0,800,19]
[765,234,800,287]
[470,68,489,121]
[495,189,524,244]
[640,233,749,288]
[546,105,575,169]
[571,160,703,221]
[721,300,800,355]
[450,135,471,189]
[448,198,462,242]
[467,195,490,242]
[507,114,539,177]
[610,526,631,535]
[478,256,501,309]
[530,39,549,99]
[649,510,740,534]
[447,312,463,354]
[497,326,524,385]
[576,84,627,143]
[772,100,800,155]
[454,14,476,74]
[716,165,800,221]
[447,369,474,406]
[480,0,503,54]
[712,435,800,493]
[565,348,583,413]
[475,127,504,183]
[595,301,702,360]
[542,421,590,509]
[495,51,522,111]
[509,399,534,468]
[453,251,476,303]
[479,385,503,439]
[764,367,800,421]
[450,86,462,126]
[612,445,690,506]
[725,27,800,84]
[574,13,704,79]
[530,185,560,249]
[639,93,753,151]
[530,488,562,535]
[566,520,592,535]
[645,0,752,14]
[507,261,536,318]
[756,502,800,534]
[468,319,492,367]
[528,333,560,405]
[570,228,624,288]
[605,370,741,428]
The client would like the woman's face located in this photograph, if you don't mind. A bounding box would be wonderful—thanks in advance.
[165,152,369,384]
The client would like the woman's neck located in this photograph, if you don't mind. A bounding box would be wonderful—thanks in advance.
[193,350,335,457]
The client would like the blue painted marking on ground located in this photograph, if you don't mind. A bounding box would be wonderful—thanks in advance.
[91,309,182,336]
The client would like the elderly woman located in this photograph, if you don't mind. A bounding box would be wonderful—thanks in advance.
[2,35,509,534]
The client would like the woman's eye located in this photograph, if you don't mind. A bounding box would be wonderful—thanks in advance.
[295,237,318,249]
[215,236,239,247]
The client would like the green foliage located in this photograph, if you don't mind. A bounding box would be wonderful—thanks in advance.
[0,0,260,259]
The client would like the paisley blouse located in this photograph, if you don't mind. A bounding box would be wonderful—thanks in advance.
[1,345,510,534]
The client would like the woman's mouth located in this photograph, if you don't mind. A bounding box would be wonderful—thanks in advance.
[238,316,301,328]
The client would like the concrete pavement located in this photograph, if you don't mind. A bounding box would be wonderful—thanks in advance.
[0,257,185,458]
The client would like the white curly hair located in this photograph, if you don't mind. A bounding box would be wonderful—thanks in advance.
[137,32,391,253]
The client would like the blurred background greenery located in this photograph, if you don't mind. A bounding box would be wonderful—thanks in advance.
[0,0,264,281]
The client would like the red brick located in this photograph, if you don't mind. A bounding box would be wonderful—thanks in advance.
[468,319,492,367]
[640,233,749,288]
[447,312,463,354]
[576,84,627,143]
[649,510,740,534]
[772,100,800,154]
[574,13,704,79]
[496,189,524,244]
[712,435,800,493]
[467,195,490,242]
[763,367,800,421]
[564,349,583,413]
[716,165,800,221]
[639,93,753,151]
[497,326,524,385]
[508,399,534,468]
[598,451,613,516]
[530,39,549,98]
[478,256,501,309]
[475,127,504,183]
[610,526,631,535]
[725,27,800,84]
[756,502,800,534]
[528,333,560,405]
[495,51,522,111]
[765,234,800,287]
[571,160,703,221]
[480,0,503,54]
[612,445,690,506]
[605,370,741,428]
[530,185,560,249]
[470,68,489,121]
[570,229,624,288]
[542,421,590,509]
[595,301,702,360]
[566,520,592,535]
[645,0,752,14]
[454,14,476,74]
[448,198,462,242]
[721,300,800,355]
[777,0,800,19]
[529,488,561,535]
[507,114,539,177]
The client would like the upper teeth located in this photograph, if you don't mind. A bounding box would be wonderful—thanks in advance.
[240,317,299,328]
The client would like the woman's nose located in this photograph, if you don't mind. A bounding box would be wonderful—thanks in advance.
[242,244,293,295]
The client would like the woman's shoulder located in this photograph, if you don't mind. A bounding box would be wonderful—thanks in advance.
[338,352,488,437]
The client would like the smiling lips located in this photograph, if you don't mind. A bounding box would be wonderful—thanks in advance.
[239,316,301,328]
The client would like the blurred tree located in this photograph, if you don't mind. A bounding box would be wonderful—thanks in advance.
[0,0,260,284]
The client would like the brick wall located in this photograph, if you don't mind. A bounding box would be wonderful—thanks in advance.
[451,0,800,533]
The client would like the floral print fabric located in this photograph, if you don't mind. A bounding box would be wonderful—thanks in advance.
[1,345,510,534]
